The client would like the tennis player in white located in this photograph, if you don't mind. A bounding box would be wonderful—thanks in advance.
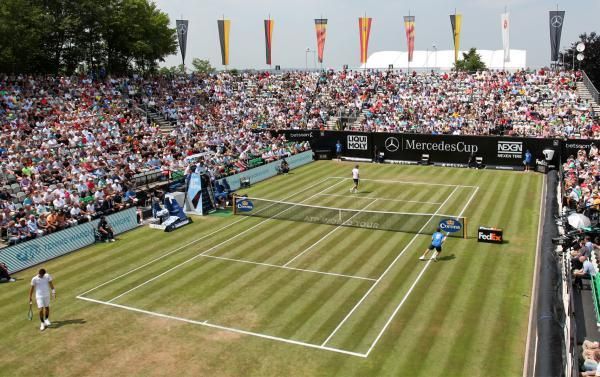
[351,165,360,193]
[29,268,56,331]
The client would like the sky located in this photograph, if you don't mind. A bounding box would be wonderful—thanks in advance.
[155,0,600,70]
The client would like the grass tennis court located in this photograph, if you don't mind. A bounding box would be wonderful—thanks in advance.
[0,161,543,377]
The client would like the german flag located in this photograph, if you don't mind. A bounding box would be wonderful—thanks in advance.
[314,19,328,63]
[264,19,274,65]
[217,19,230,66]
[358,17,372,64]
[450,13,462,64]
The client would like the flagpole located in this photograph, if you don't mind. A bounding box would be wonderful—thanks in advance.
[503,6,506,72]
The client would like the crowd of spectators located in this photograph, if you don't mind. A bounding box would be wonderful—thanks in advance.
[0,68,597,247]
[0,74,309,246]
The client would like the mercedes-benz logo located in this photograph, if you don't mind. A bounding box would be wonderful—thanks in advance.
[551,15,563,28]
[385,137,399,152]
[178,24,187,35]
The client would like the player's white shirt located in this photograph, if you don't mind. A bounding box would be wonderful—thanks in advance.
[31,273,52,298]
[352,168,359,180]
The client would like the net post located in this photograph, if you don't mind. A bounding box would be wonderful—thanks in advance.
[232,195,237,215]
[463,217,468,239]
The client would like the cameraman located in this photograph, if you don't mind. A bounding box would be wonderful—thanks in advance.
[0,262,15,282]
[98,216,115,243]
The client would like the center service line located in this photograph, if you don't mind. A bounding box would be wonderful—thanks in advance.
[363,185,478,356]
[106,178,349,303]
[282,198,379,267]
[321,185,460,347]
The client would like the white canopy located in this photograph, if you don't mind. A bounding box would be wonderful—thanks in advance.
[361,50,527,71]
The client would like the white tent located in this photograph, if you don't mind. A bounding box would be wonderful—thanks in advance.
[360,50,526,71]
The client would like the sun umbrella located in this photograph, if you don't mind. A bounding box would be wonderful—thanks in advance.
[567,213,591,229]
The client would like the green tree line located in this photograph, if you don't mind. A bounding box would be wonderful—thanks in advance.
[0,0,177,75]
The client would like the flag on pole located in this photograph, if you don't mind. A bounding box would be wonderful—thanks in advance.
[314,19,328,63]
[549,10,565,62]
[176,20,189,66]
[359,16,372,64]
[450,13,462,64]
[404,16,415,63]
[264,19,274,65]
[217,19,231,66]
[501,13,510,63]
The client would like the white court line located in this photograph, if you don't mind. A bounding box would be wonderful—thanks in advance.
[320,185,461,347]
[76,295,368,358]
[523,177,545,377]
[199,254,376,282]
[329,176,477,188]
[77,176,338,298]
[283,199,379,267]
[363,185,479,356]
[316,193,441,205]
[105,179,348,303]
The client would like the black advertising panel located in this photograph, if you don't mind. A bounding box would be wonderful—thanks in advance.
[562,139,597,159]
[373,133,560,167]
[276,130,564,168]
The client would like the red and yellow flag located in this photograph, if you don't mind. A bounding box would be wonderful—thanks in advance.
[404,16,415,63]
[314,19,328,63]
[264,19,274,65]
[358,17,372,64]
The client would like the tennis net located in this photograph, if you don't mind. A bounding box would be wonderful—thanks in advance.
[233,196,467,238]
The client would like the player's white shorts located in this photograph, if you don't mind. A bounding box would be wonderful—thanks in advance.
[36,296,50,308]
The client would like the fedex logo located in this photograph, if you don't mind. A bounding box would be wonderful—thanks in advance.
[478,232,502,242]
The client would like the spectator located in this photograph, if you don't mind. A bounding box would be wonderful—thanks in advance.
[574,256,597,289]
[0,262,15,282]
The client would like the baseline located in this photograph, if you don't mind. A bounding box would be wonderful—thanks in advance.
[76,295,368,358]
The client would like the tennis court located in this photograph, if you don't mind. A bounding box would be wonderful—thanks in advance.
[77,173,479,357]
[1,161,544,376]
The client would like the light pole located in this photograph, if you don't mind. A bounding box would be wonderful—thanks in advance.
[432,44,437,70]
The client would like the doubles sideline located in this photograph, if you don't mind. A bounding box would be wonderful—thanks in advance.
[363,185,479,356]
[320,185,463,347]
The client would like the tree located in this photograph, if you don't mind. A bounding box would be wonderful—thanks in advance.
[191,58,216,74]
[0,0,177,75]
[563,32,600,88]
[454,48,487,72]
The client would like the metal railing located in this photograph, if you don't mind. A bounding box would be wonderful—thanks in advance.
[582,70,600,104]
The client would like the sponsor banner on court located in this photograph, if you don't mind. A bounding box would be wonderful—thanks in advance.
[439,218,463,233]
[236,199,254,212]
[1,208,139,274]
[224,150,313,191]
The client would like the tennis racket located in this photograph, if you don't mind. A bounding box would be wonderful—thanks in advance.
[27,302,33,321]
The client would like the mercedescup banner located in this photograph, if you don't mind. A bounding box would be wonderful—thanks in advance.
[176,20,189,66]
[374,133,560,167]
[549,11,565,62]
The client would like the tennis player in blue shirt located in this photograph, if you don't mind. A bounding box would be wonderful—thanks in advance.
[420,228,446,261]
